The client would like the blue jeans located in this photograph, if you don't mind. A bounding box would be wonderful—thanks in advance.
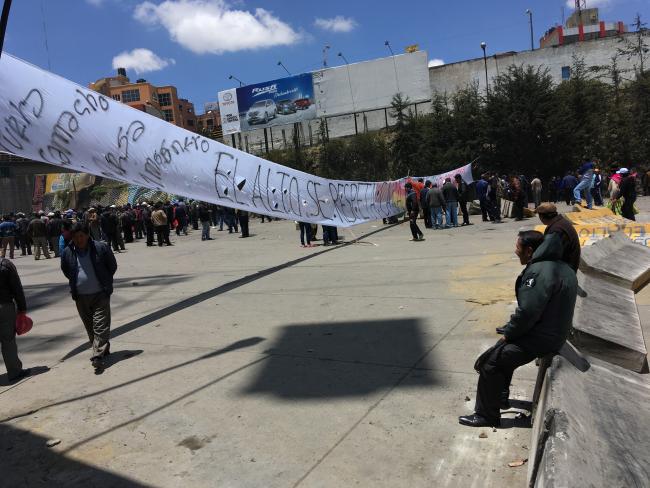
[573,178,593,208]
[445,202,458,227]
[201,221,210,240]
[430,207,444,228]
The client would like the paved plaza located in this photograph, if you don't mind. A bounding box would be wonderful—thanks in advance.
[1,200,649,487]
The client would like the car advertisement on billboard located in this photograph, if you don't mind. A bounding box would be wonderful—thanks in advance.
[236,73,316,132]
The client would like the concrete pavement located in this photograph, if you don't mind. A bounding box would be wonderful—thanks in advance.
[2,200,646,487]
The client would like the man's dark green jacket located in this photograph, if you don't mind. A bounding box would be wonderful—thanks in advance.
[502,233,578,355]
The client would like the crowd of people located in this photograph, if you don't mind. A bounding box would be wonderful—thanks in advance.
[401,161,642,242]
[0,200,271,261]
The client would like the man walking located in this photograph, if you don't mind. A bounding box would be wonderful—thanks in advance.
[199,203,212,241]
[27,213,51,260]
[61,223,117,373]
[476,174,489,221]
[420,181,432,228]
[442,177,458,228]
[561,171,578,205]
[426,183,446,229]
[459,231,577,427]
[455,174,471,226]
[47,211,64,257]
[15,213,31,256]
[0,256,30,382]
[531,176,542,208]
[405,182,424,241]
[0,215,17,260]
[152,203,172,246]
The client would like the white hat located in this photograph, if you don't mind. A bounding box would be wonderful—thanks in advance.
[616,167,629,174]
[110,205,116,208]
[47,212,54,217]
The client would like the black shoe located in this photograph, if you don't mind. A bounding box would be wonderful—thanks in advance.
[91,358,104,374]
[8,368,32,383]
[458,414,500,428]
[500,399,511,410]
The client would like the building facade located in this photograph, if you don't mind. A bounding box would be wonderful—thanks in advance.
[89,70,197,132]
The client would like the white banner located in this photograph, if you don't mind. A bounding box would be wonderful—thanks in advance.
[1,54,411,227]
[217,88,240,135]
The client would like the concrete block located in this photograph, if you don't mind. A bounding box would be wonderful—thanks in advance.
[528,356,650,487]
[580,231,650,291]
[572,271,648,372]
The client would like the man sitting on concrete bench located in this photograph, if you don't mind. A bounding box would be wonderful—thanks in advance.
[459,231,578,428]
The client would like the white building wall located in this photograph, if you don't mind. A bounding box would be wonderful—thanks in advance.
[429,33,640,96]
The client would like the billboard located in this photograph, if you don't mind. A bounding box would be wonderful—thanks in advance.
[219,73,317,134]
[45,173,96,193]
[218,88,241,135]
[313,50,430,117]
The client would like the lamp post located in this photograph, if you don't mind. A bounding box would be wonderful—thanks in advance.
[526,9,534,50]
[385,40,401,93]
[338,51,358,134]
[480,42,489,96]
[277,60,291,76]
[322,44,330,68]
[228,74,244,87]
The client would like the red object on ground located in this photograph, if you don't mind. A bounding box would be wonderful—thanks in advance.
[15,313,33,335]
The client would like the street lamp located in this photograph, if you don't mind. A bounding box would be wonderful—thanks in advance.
[338,51,357,132]
[480,42,489,96]
[526,9,534,50]
[228,74,244,87]
[385,40,401,93]
[277,60,291,76]
[322,44,330,68]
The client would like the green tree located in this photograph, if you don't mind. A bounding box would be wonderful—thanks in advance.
[484,65,556,176]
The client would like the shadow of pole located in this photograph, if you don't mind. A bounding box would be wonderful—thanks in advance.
[61,355,270,455]
[60,223,400,361]
[0,337,264,423]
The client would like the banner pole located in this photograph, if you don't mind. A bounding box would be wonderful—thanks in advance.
[0,0,13,59]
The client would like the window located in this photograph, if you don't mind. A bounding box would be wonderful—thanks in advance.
[561,66,571,80]
[197,121,204,129]
[158,92,171,106]
[0,167,11,178]
[162,109,174,122]
[187,119,194,127]
[122,89,140,103]
[207,119,214,127]
[152,92,158,103]
[112,94,121,101]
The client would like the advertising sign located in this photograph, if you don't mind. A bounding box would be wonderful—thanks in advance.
[218,88,240,135]
[236,73,316,132]
[45,173,95,193]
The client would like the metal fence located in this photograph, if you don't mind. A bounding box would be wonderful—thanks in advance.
[224,101,433,156]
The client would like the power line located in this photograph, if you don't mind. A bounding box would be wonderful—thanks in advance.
[40,0,51,70]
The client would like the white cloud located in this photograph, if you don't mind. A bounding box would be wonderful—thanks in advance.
[112,48,175,74]
[428,58,445,68]
[133,0,301,55]
[314,16,357,33]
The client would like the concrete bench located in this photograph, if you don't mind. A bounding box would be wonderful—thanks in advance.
[571,271,648,373]
[528,355,650,487]
[580,232,650,291]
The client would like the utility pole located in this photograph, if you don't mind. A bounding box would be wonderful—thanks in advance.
[634,14,646,74]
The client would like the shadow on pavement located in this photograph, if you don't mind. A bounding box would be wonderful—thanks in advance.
[0,423,148,487]
[102,349,144,370]
[0,365,50,387]
[0,338,265,423]
[25,274,192,311]
[244,318,437,399]
[60,224,398,362]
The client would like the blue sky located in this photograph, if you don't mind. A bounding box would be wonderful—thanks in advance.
[4,0,649,113]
